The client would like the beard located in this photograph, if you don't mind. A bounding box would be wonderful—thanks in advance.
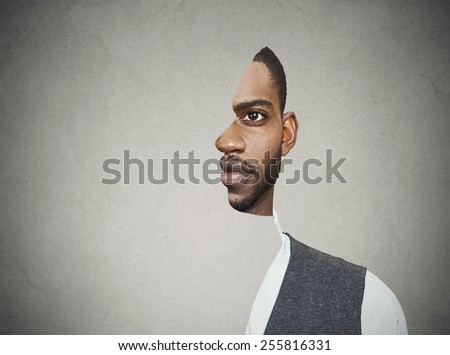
[228,145,282,213]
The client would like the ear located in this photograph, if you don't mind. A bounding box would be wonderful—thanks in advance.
[281,111,298,156]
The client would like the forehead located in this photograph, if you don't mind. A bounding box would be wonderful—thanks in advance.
[232,62,279,110]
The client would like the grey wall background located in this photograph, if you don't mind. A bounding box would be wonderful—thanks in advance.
[1,0,449,334]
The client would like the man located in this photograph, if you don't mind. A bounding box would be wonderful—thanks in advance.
[215,47,407,334]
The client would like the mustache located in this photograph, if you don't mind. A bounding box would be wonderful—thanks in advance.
[219,155,260,176]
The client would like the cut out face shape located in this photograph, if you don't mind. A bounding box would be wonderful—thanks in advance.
[215,61,298,216]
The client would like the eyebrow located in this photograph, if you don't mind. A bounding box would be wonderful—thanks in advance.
[233,99,274,113]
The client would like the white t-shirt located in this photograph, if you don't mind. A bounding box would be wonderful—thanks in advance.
[246,211,408,335]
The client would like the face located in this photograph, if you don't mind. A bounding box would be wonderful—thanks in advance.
[215,62,286,216]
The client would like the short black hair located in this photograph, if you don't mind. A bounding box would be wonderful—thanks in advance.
[253,47,287,113]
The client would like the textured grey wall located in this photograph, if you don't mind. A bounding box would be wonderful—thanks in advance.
[1,0,449,334]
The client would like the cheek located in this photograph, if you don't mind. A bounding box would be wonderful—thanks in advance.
[245,131,282,159]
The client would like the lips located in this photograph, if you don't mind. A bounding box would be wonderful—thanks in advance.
[220,157,258,186]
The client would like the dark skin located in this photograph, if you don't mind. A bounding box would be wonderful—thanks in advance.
[215,61,298,216]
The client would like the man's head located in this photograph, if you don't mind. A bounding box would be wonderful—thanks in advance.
[215,47,298,216]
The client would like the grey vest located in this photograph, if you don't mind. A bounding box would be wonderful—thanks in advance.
[265,233,366,335]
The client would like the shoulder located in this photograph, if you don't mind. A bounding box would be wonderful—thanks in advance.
[286,233,366,278]
[362,271,408,334]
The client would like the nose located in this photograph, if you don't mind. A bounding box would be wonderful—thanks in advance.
[215,121,245,154]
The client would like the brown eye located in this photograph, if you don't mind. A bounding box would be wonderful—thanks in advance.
[243,112,264,122]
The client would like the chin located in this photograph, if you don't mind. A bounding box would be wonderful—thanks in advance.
[226,184,273,216]
[228,194,253,213]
